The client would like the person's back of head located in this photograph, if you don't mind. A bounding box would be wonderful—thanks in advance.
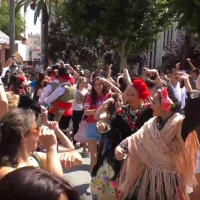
[0,167,80,200]
[0,108,36,168]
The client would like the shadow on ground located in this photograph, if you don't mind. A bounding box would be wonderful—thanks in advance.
[64,164,90,174]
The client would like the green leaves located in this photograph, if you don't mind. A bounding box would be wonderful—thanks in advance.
[172,0,200,38]
[15,0,33,15]
[0,1,25,40]
[60,0,175,56]
[34,0,45,24]
[15,0,51,24]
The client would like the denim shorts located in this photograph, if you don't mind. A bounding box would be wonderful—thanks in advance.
[85,123,101,141]
[195,151,200,174]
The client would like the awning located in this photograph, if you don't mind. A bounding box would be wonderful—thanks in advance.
[14,51,23,62]
[0,30,9,44]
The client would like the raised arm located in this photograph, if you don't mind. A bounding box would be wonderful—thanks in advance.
[38,126,63,178]
[0,79,8,119]
[101,78,122,94]
[182,96,200,141]
[196,75,200,90]
[186,58,196,70]
[68,66,79,81]
[106,64,116,85]
[94,98,114,121]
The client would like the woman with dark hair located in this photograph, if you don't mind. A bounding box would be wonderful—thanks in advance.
[0,108,82,180]
[0,167,80,200]
[115,87,200,200]
[94,93,124,121]
[32,72,45,102]
[145,78,158,98]
[84,76,121,194]
[8,75,27,95]
[91,78,153,200]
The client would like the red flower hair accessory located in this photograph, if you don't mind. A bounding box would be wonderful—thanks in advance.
[18,76,25,83]
[132,78,150,100]
[160,88,173,112]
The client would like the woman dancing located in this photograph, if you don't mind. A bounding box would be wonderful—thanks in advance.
[91,78,153,200]
[115,87,200,200]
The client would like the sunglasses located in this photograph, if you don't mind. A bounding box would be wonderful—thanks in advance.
[31,127,40,134]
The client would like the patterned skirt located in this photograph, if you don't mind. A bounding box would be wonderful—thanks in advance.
[91,159,118,200]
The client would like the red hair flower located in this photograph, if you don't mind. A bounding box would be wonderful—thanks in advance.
[117,108,123,114]
[160,88,173,112]
[18,76,25,82]
[132,78,150,100]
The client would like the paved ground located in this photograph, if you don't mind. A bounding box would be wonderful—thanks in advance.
[64,148,92,200]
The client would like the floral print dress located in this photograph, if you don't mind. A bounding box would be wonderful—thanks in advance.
[91,104,153,200]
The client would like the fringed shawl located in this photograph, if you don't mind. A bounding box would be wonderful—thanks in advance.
[117,113,199,200]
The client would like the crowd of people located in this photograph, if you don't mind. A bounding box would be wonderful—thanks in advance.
[0,57,200,200]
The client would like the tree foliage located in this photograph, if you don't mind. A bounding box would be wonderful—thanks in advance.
[58,0,175,69]
[16,0,58,69]
[0,1,25,40]
[163,33,200,70]
[172,0,200,37]
[48,21,147,73]
[49,21,103,66]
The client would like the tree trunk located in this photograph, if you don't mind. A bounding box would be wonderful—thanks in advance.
[118,39,133,71]
[43,22,49,70]
[120,54,127,72]
[119,40,127,71]
[181,26,191,70]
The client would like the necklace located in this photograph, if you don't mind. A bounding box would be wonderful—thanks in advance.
[157,114,174,130]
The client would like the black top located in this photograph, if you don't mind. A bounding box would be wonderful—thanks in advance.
[18,95,41,114]
[92,104,153,179]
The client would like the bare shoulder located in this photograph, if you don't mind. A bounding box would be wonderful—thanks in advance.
[0,166,15,180]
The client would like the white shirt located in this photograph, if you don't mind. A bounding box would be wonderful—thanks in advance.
[169,82,186,109]
[72,88,88,111]
[39,79,59,103]
[44,81,71,104]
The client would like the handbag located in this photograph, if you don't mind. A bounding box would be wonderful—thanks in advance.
[74,118,87,143]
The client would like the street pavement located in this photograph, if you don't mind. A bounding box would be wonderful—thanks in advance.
[64,148,92,200]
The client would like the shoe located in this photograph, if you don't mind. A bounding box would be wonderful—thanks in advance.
[85,186,91,195]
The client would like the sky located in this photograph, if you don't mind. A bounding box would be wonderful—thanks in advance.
[26,7,41,35]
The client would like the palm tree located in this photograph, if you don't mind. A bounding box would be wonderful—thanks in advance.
[15,0,53,69]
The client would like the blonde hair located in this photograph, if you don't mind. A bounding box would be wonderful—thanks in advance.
[77,77,87,89]
[6,91,20,110]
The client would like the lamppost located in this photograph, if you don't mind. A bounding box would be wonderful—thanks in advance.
[9,0,15,58]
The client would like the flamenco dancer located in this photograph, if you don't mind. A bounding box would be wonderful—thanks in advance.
[115,86,200,200]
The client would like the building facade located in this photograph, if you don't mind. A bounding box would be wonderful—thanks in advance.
[27,33,41,62]
[146,22,183,69]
